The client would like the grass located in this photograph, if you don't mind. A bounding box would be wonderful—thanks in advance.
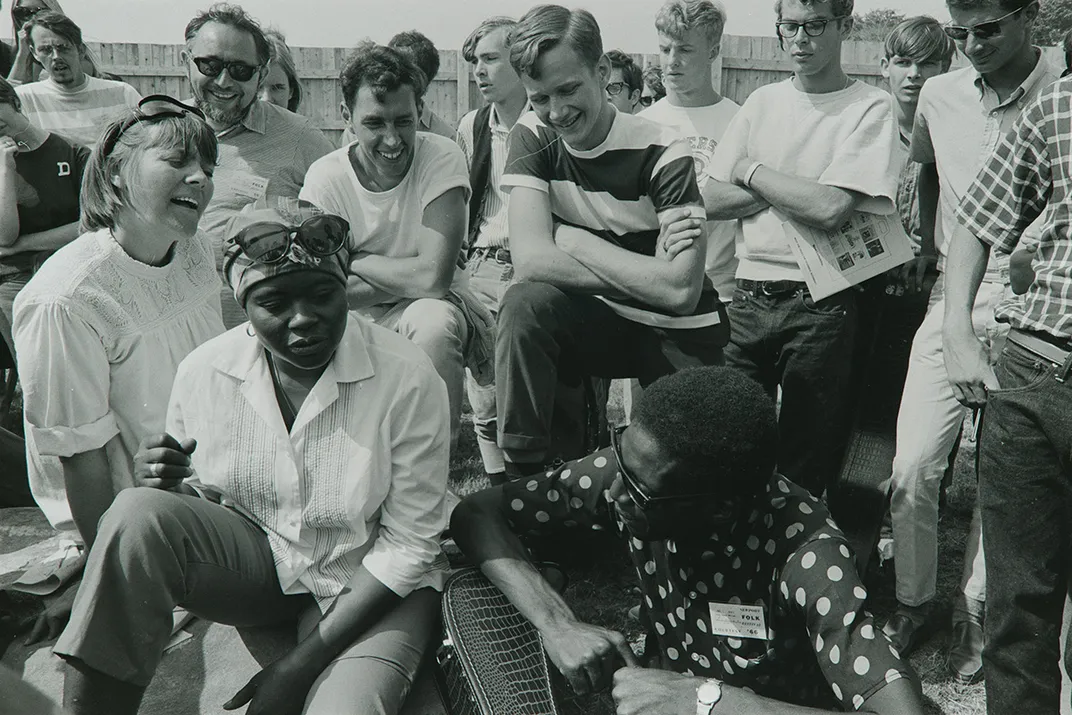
[446,382,987,715]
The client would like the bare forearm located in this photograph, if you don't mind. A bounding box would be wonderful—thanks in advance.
[346,274,395,309]
[917,163,939,258]
[943,225,989,337]
[451,492,578,632]
[350,254,453,300]
[60,441,122,550]
[749,166,856,232]
[282,566,400,676]
[513,242,627,296]
[702,180,771,221]
[719,678,920,715]
[0,172,19,246]
[5,222,80,253]
[6,50,35,84]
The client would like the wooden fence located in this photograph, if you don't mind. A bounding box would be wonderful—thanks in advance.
[87,37,1065,147]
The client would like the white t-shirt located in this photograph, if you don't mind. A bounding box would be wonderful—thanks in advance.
[708,79,899,282]
[300,133,471,303]
[12,229,224,533]
[641,97,741,301]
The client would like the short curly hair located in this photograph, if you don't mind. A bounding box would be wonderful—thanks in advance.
[655,0,727,54]
[774,0,855,20]
[632,367,778,498]
[339,42,427,112]
[606,49,642,93]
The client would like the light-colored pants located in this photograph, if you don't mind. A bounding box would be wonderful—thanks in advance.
[464,252,513,474]
[362,298,468,449]
[55,488,439,714]
[889,274,1006,607]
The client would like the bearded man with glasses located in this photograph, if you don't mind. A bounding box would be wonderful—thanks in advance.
[452,366,925,715]
[182,3,333,327]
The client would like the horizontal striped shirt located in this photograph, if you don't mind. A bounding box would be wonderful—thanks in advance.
[956,78,1072,340]
[167,315,451,608]
[502,110,719,328]
[16,75,140,148]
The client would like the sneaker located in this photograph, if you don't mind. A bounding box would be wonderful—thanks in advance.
[947,620,984,685]
[882,605,927,656]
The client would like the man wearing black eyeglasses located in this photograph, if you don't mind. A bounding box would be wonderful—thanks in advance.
[181,4,333,327]
[604,49,642,114]
[702,0,899,502]
[452,366,924,714]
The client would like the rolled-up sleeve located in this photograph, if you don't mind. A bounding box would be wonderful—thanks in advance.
[14,298,118,457]
[361,360,450,596]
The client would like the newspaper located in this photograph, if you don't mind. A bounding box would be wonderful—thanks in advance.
[783,211,915,300]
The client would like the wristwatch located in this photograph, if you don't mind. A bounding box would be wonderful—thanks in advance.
[695,678,723,715]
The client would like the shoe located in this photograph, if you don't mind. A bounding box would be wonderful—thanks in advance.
[947,620,984,685]
[882,608,926,656]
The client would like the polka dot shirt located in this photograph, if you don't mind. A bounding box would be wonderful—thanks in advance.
[502,449,912,711]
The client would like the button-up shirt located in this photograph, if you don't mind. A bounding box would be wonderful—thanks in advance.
[910,50,1059,280]
[456,104,520,250]
[957,77,1072,340]
[166,315,450,609]
[503,452,912,710]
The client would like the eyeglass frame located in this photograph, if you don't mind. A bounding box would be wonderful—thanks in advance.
[610,425,723,511]
[605,81,630,97]
[775,15,851,40]
[226,215,350,266]
[638,95,656,108]
[11,5,42,28]
[190,55,265,83]
[99,94,207,159]
[942,5,1030,42]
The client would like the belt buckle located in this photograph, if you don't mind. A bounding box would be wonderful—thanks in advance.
[760,281,785,297]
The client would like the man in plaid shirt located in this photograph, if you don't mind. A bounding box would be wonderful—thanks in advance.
[944,73,1072,715]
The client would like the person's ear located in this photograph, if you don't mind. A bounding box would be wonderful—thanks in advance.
[879,56,890,80]
[595,54,611,85]
[629,88,641,107]
[839,16,854,39]
[339,102,351,127]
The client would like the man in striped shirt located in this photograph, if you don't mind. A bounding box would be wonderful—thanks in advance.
[944,72,1072,715]
[15,12,140,148]
[497,4,727,477]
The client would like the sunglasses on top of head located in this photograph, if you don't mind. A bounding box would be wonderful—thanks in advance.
[943,5,1030,42]
[228,215,349,265]
[192,55,263,83]
[100,94,206,158]
[11,5,41,27]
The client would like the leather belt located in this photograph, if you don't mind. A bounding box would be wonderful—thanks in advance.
[737,279,807,297]
[470,246,512,264]
[1007,328,1072,382]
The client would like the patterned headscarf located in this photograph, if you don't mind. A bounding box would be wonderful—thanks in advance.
[223,196,348,307]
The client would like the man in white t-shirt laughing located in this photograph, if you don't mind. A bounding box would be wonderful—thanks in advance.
[704,0,899,498]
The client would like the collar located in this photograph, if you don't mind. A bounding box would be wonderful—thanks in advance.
[214,99,268,139]
[488,101,532,131]
[214,314,375,385]
[973,47,1050,108]
[419,105,434,131]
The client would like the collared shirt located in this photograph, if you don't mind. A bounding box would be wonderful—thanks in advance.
[198,100,334,272]
[13,229,223,533]
[456,104,519,250]
[15,75,141,148]
[957,77,1072,340]
[910,51,1059,279]
[167,314,451,609]
[503,453,912,710]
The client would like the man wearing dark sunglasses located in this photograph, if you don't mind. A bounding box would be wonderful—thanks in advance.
[886,0,1057,683]
[452,366,924,714]
[181,4,333,327]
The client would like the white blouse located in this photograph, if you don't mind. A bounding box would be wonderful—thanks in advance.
[13,229,224,533]
[167,315,450,609]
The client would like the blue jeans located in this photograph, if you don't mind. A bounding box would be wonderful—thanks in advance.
[724,283,857,496]
[977,338,1072,715]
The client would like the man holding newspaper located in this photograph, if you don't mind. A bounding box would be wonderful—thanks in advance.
[702,0,902,498]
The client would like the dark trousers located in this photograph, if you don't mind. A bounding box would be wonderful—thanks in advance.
[496,282,727,465]
[978,339,1072,715]
[724,282,858,497]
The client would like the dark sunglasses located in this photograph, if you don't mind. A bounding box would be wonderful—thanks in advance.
[11,5,40,27]
[100,94,206,158]
[775,15,849,39]
[638,96,655,108]
[943,6,1027,42]
[192,56,262,83]
[229,215,349,265]
[610,426,721,511]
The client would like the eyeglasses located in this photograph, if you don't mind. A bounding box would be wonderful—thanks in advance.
[943,6,1028,41]
[775,15,850,39]
[32,42,75,57]
[192,56,262,83]
[605,81,628,97]
[610,426,720,511]
[228,215,349,265]
[99,94,206,158]
[638,96,655,108]
[11,6,40,28]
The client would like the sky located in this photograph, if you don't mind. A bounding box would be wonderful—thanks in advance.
[27,0,952,51]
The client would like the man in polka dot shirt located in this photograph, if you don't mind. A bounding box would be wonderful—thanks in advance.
[451,367,923,713]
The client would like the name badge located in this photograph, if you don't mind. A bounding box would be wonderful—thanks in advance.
[708,603,768,640]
